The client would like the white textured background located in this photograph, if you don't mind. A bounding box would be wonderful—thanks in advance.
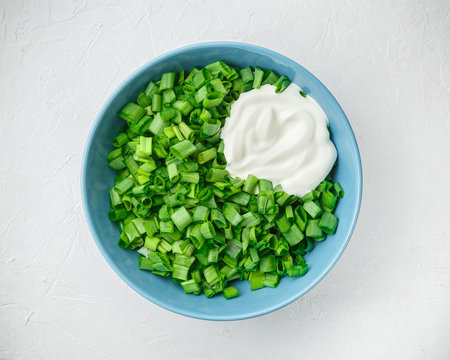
[1,0,449,359]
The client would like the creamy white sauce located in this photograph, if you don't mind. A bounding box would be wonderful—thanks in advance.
[220,84,337,197]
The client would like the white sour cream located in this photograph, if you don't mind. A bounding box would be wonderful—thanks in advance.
[220,83,337,197]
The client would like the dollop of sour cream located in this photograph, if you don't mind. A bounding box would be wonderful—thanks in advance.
[220,83,337,197]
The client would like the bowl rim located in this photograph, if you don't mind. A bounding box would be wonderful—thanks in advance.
[81,41,363,321]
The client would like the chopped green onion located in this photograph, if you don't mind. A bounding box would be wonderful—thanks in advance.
[170,140,196,160]
[283,224,304,246]
[151,94,162,112]
[305,219,323,238]
[200,221,216,239]
[303,201,323,219]
[198,147,217,164]
[334,182,344,198]
[240,66,254,83]
[223,204,243,226]
[119,103,145,123]
[159,72,176,90]
[203,91,224,108]
[171,207,193,231]
[181,279,201,294]
[252,67,264,89]
[107,62,342,299]
[206,168,228,182]
[223,286,239,299]
[319,212,338,234]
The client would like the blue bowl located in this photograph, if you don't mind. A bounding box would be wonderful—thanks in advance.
[82,42,362,320]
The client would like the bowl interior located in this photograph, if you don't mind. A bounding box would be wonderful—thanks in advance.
[82,43,362,320]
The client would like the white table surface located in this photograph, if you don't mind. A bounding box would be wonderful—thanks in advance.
[1,1,449,359]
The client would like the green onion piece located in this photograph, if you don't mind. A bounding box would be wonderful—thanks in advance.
[109,188,122,207]
[252,67,264,89]
[260,255,276,272]
[112,133,128,147]
[223,205,243,226]
[151,94,162,112]
[201,120,221,137]
[108,157,125,170]
[210,209,226,228]
[285,205,294,220]
[197,186,213,201]
[263,273,280,288]
[160,108,176,121]
[232,78,244,93]
[205,61,230,77]
[334,182,344,198]
[249,248,260,264]
[207,247,220,263]
[108,208,128,221]
[262,70,279,85]
[181,279,201,294]
[162,89,176,104]
[319,212,338,234]
[221,265,238,279]
[189,224,205,249]
[171,207,193,232]
[200,108,212,121]
[178,100,194,116]
[258,179,273,192]
[167,163,179,182]
[172,125,184,141]
[198,147,217,164]
[206,168,228,182]
[294,206,308,232]
[249,271,265,290]
[200,221,216,239]
[193,68,211,89]
[283,224,304,246]
[124,156,139,178]
[320,190,338,211]
[243,174,258,194]
[159,72,176,90]
[180,171,199,184]
[148,113,167,135]
[204,265,220,285]
[172,264,189,281]
[119,103,145,123]
[225,239,242,259]
[164,126,176,139]
[192,206,209,223]
[300,90,307,97]
[303,201,323,219]
[282,255,294,271]
[240,212,261,228]
[276,214,291,233]
[301,191,316,202]
[203,91,224,108]
[210,78,228,94]
[287,264,308,277]
[174,123,191,141]
[144,236,160,251]
[170,140,196,160]
[195,85,209,103]
[144,81,158,97]
[306,219,323,238]
[240,66,254,83]
[274,75,291,93]
[159,221,174,234]
[223,286,239,299]
[139,136,152,155]
[229,191,251,206]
